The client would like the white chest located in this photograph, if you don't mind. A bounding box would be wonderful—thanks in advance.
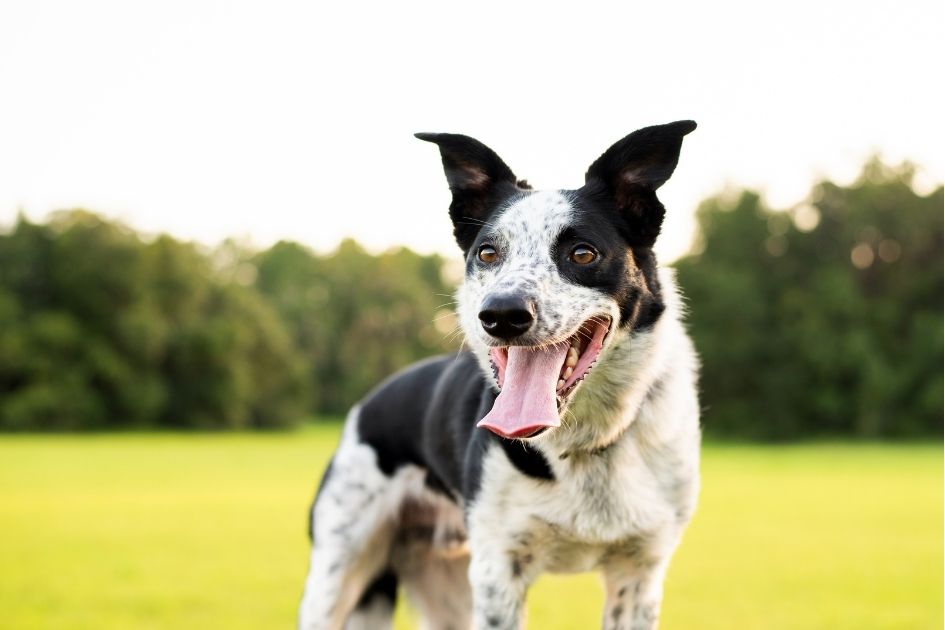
[470,436,697,575]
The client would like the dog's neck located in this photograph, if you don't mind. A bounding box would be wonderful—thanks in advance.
[536,268,686,458]
[539,325,662,457]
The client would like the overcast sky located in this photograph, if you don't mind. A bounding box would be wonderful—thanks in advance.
[1,0,941,262]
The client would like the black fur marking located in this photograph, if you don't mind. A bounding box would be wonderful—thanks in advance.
[583,120,696,248]
[423,468,453,498]
[628,248,665,330]
[396,525,435,543]
[358,356,456,476]
[465,387,555,493]
[497,437,554,482]
[356,353,553,507]
[552,193,665,331]
[510,550,534,578]
[611,603,624,623]
[415,132,529,253]
[355,569,398,609]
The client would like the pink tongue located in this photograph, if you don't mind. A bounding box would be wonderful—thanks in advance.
[478,344,567,439]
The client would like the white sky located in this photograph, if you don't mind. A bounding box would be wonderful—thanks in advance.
[1,0,941,262]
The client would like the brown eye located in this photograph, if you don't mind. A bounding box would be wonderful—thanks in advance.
[478,245,498,263]
[570,245,597,265]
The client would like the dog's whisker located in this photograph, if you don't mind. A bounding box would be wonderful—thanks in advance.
[443,329,465,343]
[458,217,498,229]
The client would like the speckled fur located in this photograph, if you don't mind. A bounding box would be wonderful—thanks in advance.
[299,408,472,629]
[459,190,622,371]
[459,192,700,628]
[300,124,700,630]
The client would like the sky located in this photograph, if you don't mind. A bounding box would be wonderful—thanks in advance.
[0,0,941,263]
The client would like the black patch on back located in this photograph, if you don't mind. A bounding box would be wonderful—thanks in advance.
[422,354,494,499]
[358,356,453,476]
[354,352,555,506]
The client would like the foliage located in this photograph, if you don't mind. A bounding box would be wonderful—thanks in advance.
[251,238,457,414]
[0,212,309,430]
[0,213,456,430]
[675,159,943,439]
[0,157,940,436]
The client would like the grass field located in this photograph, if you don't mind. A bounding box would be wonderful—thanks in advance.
[0,426,940,629]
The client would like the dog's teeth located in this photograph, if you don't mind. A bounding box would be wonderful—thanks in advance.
[557,379,565,390]
[562,366,573,380]
[565,347,578,367]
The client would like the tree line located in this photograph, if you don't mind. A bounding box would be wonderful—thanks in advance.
[0,158,940,437]
[0,213,456,430]
[675,158,942,439]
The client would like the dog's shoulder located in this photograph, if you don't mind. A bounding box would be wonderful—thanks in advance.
[354,352,492,496]
[356,354,459,476]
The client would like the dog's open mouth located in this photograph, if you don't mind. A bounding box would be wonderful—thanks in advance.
[477,316,611,439]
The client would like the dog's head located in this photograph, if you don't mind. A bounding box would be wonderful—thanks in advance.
[417,121,695,440]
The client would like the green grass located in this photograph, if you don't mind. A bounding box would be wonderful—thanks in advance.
[0,428,940,629]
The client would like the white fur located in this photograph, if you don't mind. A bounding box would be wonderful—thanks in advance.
[343,597,393,630]
[458,190,622,380]
[465,269,699,630]
[302,189,701,630]
[299,408,398,630]
[456,192,700,629]
[299,407,471,630]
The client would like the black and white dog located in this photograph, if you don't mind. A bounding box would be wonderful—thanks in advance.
[299,121,701,630]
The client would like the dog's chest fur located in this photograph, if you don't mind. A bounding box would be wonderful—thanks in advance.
[473,447,672,573]
[467,304,700,575]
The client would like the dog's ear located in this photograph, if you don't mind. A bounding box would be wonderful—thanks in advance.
[585,120,696,246]
[415,132,523,252]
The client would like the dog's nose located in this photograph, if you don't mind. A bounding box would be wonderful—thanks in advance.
[479,294,536,339]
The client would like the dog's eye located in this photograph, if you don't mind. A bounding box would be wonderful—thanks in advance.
[569,245,597,265]
[478,245,498,264]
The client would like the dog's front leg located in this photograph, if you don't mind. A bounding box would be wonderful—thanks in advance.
[600,554,672,630]
[468,546,530,630]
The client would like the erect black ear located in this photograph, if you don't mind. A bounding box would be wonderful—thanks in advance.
[585,120,696,246]
[415,132,525,252]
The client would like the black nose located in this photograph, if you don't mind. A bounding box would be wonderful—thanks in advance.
[479,294,536,339]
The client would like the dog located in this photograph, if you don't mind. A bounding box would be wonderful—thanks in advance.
[299,121,701,630]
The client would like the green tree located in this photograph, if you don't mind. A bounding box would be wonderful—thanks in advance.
[0,212,308,430]
[675,159,943,439]
[253,238,458,415]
